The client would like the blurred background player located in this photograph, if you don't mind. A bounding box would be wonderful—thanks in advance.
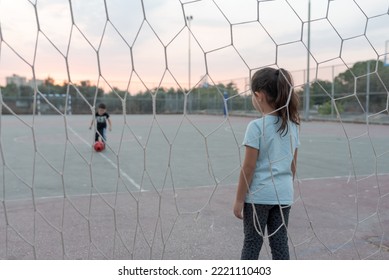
[89,103,112,144]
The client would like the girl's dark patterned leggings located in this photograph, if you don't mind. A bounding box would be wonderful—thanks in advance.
[241,203,291,260]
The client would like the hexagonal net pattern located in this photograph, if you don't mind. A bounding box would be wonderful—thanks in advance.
[0,0,389,260]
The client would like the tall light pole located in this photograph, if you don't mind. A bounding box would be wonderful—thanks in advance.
[186,15,193,90]
[304,0,311,121]
[366,60,370,121]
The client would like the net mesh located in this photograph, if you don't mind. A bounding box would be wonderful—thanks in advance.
[0,0,389,259]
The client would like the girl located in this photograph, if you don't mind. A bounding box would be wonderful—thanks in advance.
[233,67,300,260]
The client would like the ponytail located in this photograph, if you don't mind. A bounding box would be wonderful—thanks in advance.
[251,67,300,135]
[276,68,300,135]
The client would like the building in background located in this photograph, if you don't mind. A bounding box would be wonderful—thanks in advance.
[6,74,43,88]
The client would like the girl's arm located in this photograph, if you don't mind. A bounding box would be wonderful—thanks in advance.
[233,146,259,219]
[291,149,298,180]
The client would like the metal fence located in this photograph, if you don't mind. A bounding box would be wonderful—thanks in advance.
[1,90,388,124]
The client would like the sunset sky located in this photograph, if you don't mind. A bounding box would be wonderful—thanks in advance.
[0,0,388,93]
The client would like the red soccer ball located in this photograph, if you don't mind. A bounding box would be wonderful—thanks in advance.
[94,141,105,152]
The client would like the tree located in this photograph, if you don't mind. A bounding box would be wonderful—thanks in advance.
[309,80,333,105]
[306,60,389,114]
[19,85,33,97]
[38,77,66,95]
[335,60,389,93]
[44,76,55,86]
[1,83,18,97]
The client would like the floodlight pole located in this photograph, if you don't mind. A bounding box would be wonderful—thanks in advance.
[385,40,389,66]
[304,0,311,121]
[331,65,335,118]
[366,60,370,122]
[186,15,193,90]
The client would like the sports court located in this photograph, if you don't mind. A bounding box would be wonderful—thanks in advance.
[0,114,388,259]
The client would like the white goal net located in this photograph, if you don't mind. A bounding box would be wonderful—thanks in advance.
[0,0,388,260]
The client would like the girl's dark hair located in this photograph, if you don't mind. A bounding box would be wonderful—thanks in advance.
[251,67,300,135]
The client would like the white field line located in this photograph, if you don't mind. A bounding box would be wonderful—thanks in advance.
[68,126,141,191]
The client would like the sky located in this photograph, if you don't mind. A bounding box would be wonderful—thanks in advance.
[0,0,388,93]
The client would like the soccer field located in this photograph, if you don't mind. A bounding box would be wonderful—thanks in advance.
[0,114,388,259]
[3,114,388,199]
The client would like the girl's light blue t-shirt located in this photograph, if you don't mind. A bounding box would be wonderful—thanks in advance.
[243,115,300,205]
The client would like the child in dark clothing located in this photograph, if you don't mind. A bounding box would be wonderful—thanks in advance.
[89,103,112,143]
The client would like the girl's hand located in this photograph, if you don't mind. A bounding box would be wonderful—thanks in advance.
[233,201,244,219]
